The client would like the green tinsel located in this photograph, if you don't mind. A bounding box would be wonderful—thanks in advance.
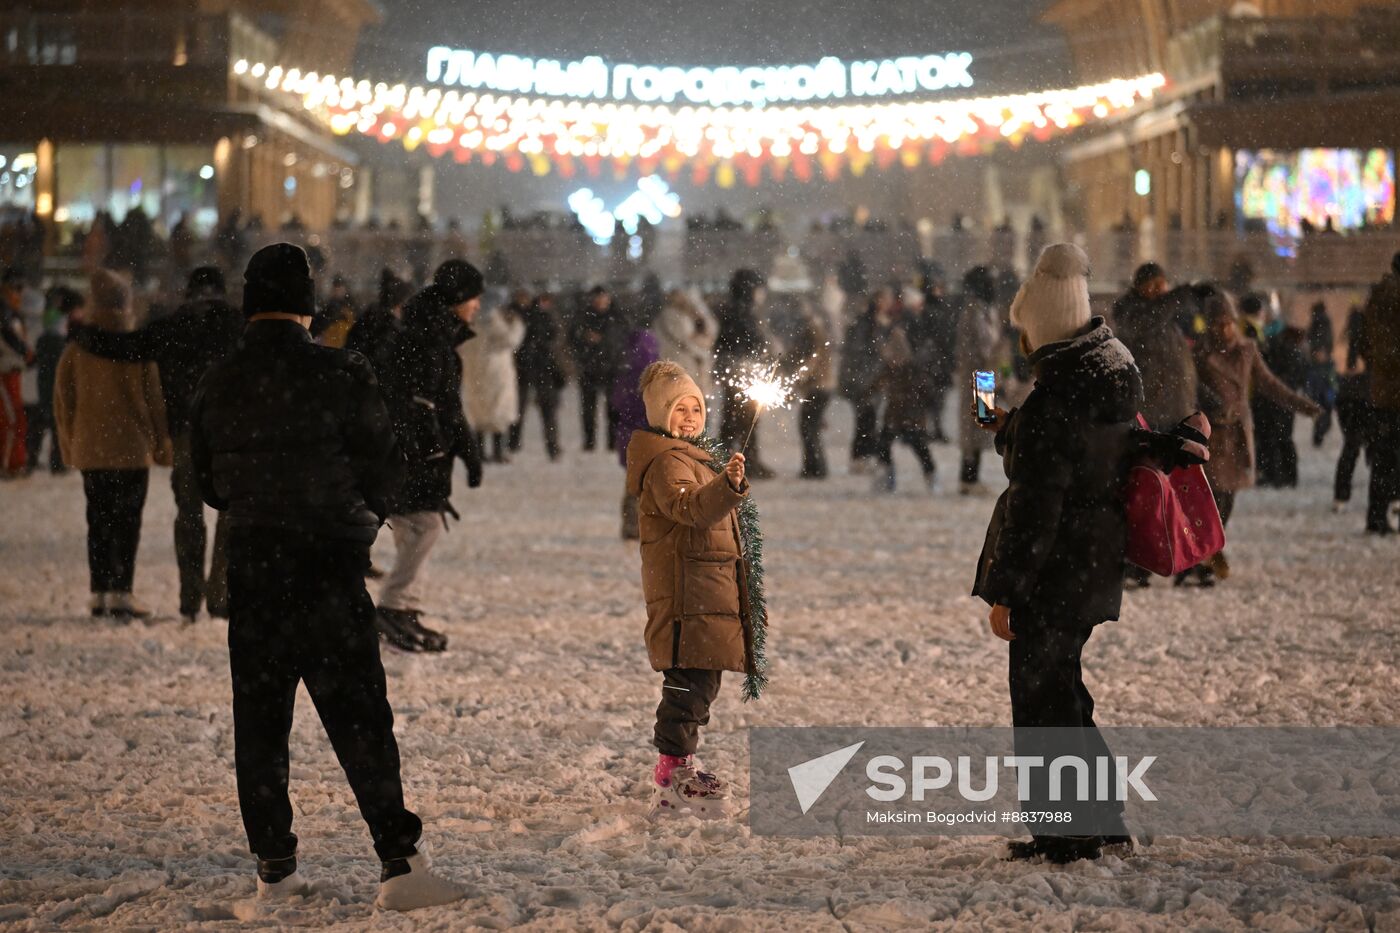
[648,428,770,700]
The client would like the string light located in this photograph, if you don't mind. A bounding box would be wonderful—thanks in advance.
[231,58,1166,185]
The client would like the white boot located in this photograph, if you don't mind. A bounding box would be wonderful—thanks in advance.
[375,847,467,912]
[256,871,312,900]
[650,762,734,820]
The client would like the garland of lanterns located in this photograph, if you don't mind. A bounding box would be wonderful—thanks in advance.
[234,59,1164,187]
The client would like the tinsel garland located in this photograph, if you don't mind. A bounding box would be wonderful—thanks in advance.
[649,428,770,700]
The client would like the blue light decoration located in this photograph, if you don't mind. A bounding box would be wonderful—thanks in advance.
[567,175,682,244]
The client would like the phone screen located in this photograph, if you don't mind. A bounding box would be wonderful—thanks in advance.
[974,370,998,424]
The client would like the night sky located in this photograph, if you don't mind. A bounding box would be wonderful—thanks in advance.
[355,0,1071,91]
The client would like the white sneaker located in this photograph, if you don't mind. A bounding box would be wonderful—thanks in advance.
[649,763,733,820]
[256,871,312,900]
[375,850,467,911]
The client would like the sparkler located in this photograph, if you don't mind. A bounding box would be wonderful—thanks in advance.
[726,360,805,454]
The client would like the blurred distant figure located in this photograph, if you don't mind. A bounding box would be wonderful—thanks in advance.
[1332,307,1371,511]
[1111,263,1198,431]
[461,290,526,464]
[1358,253,1400,534]
[25,286,81,474]
[0,266,35,476]
[55,271,173,620]
[955,266,1010,493]
[509,291,565,460]
[570,285,626,452]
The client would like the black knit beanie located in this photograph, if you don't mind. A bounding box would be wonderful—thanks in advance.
[432,259,484,305]
[243,243,316,318]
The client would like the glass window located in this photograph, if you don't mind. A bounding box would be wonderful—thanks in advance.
[53,143,109,231]
[109,144,162,221]
[161,145,218,236]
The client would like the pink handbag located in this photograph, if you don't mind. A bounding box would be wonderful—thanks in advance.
[1124,415,1226,576]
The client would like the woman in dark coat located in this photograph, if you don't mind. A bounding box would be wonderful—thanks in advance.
[973,244,1144,864]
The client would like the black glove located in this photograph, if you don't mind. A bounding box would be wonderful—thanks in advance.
[1132,413,1210,471]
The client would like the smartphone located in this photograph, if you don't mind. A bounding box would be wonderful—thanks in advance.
[974,370,998,425]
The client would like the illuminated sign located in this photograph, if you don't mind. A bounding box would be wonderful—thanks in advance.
[425,48,973,107]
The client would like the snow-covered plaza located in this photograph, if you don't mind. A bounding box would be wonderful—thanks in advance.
[2,399,1397,930]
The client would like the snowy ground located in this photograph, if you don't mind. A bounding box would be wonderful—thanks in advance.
[2,390,1398,931]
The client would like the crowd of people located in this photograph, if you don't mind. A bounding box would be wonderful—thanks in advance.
[3,230,1400,893]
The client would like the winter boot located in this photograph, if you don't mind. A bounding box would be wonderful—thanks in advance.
[375,608,444,652]
[650,755,732,820]
[375,844,467,911]
[256,855,312,900]
[1207,550,1231,581]
[400,610,448,652]
[107,592,153,621]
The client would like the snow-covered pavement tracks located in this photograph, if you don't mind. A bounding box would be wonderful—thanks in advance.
[1,397,1397,929]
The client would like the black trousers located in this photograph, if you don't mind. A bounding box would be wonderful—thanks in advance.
[81,469,148,593]
[960,450,982,485]
[654,668,723,758]
[850,399,880,461]
[1367,408,1400,532]
[510,375,560,458]
[24,402,62,471]
[1008,610,1126,840]
[579,372,617,450]
[1214,489,1237,529]
[171,433,229,616]
[227,528,421,863]
[876,426,936,475]
[1334,396,1371,503]
[798,390,830,477]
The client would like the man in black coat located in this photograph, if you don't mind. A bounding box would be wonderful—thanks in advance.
[569,285,626,451]
[372,259,485,652]
[71,266,243,622]
[973,244,1144,864]
[188,243,464,909]
[509,290,564,460]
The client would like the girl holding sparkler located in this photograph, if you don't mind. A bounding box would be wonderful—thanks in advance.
[624,360,769,819]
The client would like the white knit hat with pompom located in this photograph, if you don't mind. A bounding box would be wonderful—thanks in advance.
[1010,243,1092,352]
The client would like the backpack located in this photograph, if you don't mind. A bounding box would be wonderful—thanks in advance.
[1124,414,1225,576]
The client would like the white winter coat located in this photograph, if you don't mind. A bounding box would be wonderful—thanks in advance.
[460,304,526,434]
[653,297,717,400]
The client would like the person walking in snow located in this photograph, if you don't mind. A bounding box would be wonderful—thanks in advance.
[625,361,767,819]
[1190,293,1322,583]
[508,290,566,460]
[188,243,465,910]
[460,289,525,464]
[954,266,1012,494]
[972,244,1145,863]
[68,266,243,623]
[612,317,661,540]
[54,270,173,621]
[374,259,486,652]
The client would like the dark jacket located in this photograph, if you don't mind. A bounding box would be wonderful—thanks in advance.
[568,305,625,378]
[714,299,766,367]
[344,303,403,383]
[1361,272,1400,410]
[973,319,1144,623]
[188,320,404,543]
[1111,285,1197,430]
[516,300,564,389]
[378,285,482,514]
[34,330,65,410]
[70,297,242,435]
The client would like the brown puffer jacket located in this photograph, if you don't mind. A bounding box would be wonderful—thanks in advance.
[54,344,172,471]
[624,429,751,673]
